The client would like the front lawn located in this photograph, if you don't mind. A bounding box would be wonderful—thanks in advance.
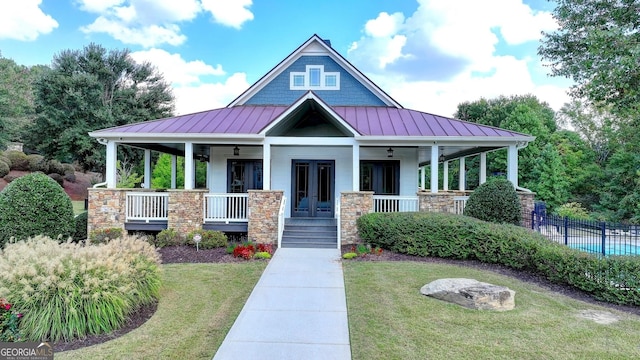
[344,261,640,360]
[56,262,266,360]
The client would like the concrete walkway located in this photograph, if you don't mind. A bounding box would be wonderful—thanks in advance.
[213,248,351,360]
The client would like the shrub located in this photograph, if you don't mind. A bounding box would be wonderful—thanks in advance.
[27,154,49,173]
[0,173,75,246]
[47,160,65,176]
[64,173,76,183]
[186,229,227,249]
[0,155,11,169]
[3,175,17,183]
[464,177,521,225]
[62,163,75,175]
[0,161,8,178]
[357,212,640,306]
[48,173,64,186]
[342,252,358,259]
[89,228,124,244]
[254,251,272,259]
[556,202,591,220]
[232,243,255,260]
[73,212,88,242]
[0,235,161,341]
[0,298,23,342]
[153,228,184,248]
[4,151,28,171]
[257,243,274,255]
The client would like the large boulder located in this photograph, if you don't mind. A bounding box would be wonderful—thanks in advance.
[420,278,515,311]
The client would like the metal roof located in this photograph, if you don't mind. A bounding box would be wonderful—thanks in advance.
[91,105,531,140]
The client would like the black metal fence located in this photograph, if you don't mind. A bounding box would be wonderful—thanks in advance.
[529,212,640,256]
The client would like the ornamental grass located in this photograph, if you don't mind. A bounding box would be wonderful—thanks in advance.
[0,235,162,342]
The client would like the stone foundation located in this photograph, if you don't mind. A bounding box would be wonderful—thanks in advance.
[418,191,469,213]
[167,190,207,235]
[340,191,373,244]
[518,191,536,226]
[248,190,284,244]
[87,188,128,237]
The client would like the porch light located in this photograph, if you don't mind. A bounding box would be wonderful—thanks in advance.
[387,147,394,157]
[439,153,445,163]
[233,146,240,156]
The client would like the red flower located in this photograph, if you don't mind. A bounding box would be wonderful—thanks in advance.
[4,304,10,310]
[17,313,23,318]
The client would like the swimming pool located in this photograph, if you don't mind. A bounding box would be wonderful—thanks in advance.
[570,243,640,256]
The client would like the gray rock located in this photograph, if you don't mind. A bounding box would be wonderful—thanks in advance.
[420,278,515,311]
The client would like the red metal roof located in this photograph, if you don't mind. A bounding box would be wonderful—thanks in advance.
[91,105,529,138]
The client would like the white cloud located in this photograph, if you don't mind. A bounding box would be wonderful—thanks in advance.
[173,73,250,115]
[200,0,254,29]
[348,0,568,116]
[0,0,58,41]
[131,48,225,85]
[82,17,186,47]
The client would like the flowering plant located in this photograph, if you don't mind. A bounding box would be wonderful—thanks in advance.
[0,298,23,342]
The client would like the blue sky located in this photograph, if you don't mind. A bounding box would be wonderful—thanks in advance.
[0,0,572,117]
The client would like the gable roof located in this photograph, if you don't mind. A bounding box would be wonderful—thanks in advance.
[227,34,403,108]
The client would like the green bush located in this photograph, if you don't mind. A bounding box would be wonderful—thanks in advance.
[254,251,272,259]
[153,228,184,248]
[186,229,227,249]
[556,202,591,220]
[89,228,124,244]
[48,173,64,186]
[342,252,358,259]
[0,173,75,246]
[62,163,75,175]
[0,161,8,178]
[27,154,49,173]
[0,155,11,169]
[464,177,521,225]
[4,151,28,171]
[357,212,640,306]
[47,160,65,176]
[73,212,88,242]
[0,235,161,341]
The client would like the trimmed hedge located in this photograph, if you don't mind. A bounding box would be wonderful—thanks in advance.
[4,151,28,171]
[73,212,88,242]
[186,229,227,249]
[464,177,521,225]
[0,161,8,178]
[357,212,640,306]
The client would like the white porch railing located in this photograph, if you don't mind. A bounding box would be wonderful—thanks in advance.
[336,198,341,249]
[204,193,249,222]
[277,196,286,248]
[126,192,169,222]
[453,196,469,215]
[373,195,419,213]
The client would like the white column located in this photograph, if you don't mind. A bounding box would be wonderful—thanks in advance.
[352,144,360,191]
[143,149,151,189]
[263,143,271,190]
[507,144,518,187]
[184,142,194,190]
[459,157,466,191]
[170,155,177,189]
[106,140,117,188]
[443,161,449,191]
[420,166,426,190]
[479,152,487,185]
[207,147,214,190]
[430,145,438,193]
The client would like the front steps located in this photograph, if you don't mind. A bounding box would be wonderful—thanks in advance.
[281,218,338,249]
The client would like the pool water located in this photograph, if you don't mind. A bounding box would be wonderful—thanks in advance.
[570,243,640,256]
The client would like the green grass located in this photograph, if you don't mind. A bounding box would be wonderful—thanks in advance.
[72,201,85,215]
[344,261,640,360]
[56,262,266,360]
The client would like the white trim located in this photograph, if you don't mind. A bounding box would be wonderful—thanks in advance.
[356,136,535,144]
[264,137,358,146]
[289,65,340,90]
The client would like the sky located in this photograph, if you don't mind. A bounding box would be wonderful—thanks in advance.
[0,0,573,118]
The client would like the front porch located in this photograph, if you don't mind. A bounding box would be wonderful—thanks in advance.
[88,189,534,247]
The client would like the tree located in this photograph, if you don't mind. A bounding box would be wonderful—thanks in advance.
[28,44,174,172]
[151,154,207,189]
[539,0,640,117]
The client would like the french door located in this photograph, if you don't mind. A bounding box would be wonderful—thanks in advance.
[291,160,334,217]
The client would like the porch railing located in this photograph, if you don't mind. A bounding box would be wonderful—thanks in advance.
[335,198,341,249]
[126,192,169,222]
[204,193,249,222]
[453,196,469,215]
[277,196,286,248]
[373,195,419,213]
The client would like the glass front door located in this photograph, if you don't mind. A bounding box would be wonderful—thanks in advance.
[292,160,334,217]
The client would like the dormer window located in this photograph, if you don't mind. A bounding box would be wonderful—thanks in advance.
[290,65,340,90]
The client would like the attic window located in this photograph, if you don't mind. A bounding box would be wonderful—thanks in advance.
[290,65,340,90]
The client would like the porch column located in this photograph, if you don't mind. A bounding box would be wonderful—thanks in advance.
[184,142,194,190]
[420,166,426,190]
[263,144,271,190]
[443,161,449,191]
[170,155,177,189]
[507,144,518,187]
[459,157,466,191]
[143,149,151,188]
[479,152,487,185]
[430,145,438,193]
[352,144,360,191]
[106,140,117,188]
[207,147,214,190]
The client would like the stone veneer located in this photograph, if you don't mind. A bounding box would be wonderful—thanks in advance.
[340,191,374,244]
[419,191,462,213]
[518,191,536,225]
[167,190,207,235]
[248,190,283,244]
[87,188,128,236]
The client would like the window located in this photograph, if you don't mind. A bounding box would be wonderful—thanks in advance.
[227,160,263,193]
[360,161,399,195]
[290,65,340,90]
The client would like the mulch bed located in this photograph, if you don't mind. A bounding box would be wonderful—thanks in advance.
[53,245,640,352]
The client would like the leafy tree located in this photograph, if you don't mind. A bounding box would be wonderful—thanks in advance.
[530,143,570,211]
[151,154,207,189]
[539,0,640,117]
[28,44,174,172]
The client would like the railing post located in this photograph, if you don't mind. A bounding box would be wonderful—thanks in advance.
[531,210,535,230]
[564,216,568,245]
[601,221,606,256]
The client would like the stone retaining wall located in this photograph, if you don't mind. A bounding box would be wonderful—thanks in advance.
[340,191,373,244]
[248,190,283,244]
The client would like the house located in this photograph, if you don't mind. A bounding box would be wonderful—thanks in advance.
[88,34,535,248]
